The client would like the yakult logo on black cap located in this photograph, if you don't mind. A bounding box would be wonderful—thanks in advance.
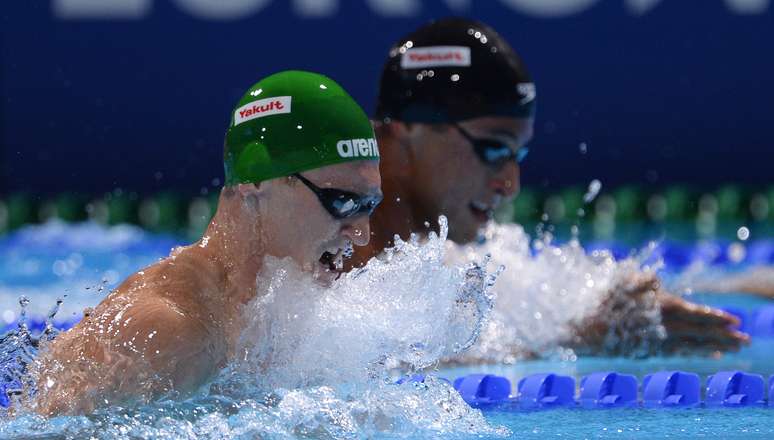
[234,96,291,126]
[400,46,471,69]
[336,138,380,158]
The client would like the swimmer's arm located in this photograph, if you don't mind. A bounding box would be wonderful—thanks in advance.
[34,302,218,416]
[692,267,774,298]
[569,272,748,356]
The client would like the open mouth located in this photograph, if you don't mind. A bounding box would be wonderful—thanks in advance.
[319,249,343,272]
[469,194,502,223]
[318,241,354,274]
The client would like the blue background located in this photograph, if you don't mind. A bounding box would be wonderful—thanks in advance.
[1,1,772,196]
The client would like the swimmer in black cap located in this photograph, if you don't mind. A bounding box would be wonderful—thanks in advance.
[350,17,748,356]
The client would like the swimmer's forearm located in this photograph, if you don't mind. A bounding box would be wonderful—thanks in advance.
[693,267,774,298]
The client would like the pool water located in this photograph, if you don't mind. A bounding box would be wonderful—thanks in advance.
[485,407,774,438]
[2,221,774,439]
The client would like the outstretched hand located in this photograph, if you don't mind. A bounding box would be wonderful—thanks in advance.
[570,271,749,356]
[658,292,749,354]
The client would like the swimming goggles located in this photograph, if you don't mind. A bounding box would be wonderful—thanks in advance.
[293,173,383,219]
[453,123,529,167]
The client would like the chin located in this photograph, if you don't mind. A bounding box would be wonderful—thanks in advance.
[446,221,480,245]
[311,263,339,287]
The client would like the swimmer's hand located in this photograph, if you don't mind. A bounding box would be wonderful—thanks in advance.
[658,291,749,355]
[570,272,749,356]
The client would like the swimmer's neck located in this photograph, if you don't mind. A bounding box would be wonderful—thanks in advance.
[189,189,266,306]
[370,137,437,251]
[370,176,428,249]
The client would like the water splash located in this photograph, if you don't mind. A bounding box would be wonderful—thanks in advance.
[1,379,507,439]
[1,297,63,412]
[1,217,508,438]
[447,222,665,364]
[236,216,500,390]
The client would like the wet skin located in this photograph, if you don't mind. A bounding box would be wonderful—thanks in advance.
[693,267,774,299]
[350,116,530,261]
[351,116,748,358]
[32,161,381,416]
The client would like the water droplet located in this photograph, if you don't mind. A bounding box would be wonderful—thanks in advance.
[583,179,602,204]
[737,226,750,241]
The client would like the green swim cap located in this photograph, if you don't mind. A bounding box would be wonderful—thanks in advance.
[224,70,379,185]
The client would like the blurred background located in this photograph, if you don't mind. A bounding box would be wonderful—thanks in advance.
[1,0,773,242]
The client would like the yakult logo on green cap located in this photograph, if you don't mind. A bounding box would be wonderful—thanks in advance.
[234,96,292,126]
[336,138,379,158]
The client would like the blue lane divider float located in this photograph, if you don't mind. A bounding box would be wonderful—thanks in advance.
[642,371,700,407]
[579,372,638,408]
[705,371,765,406]
[453,374,514,407]
[449,370,774,410]
[517,373,575,408]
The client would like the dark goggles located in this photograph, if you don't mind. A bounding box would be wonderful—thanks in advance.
[453,123,529,168]
[293,173,383,220]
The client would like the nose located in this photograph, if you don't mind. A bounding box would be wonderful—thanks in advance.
[489,160,520,198]
[340,215,371,247]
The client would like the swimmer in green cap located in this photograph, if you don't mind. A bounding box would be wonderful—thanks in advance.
[32,71,382,415]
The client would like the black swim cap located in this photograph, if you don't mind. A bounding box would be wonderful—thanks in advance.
[375,17,536,124]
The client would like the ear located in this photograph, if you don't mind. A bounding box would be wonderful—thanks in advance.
[390,121,414,148]
[236,182,260,196]
[375,120,411,146]
[236,182,271,206]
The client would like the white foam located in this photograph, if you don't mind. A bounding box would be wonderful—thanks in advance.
[447,222,665,363]
[237,216,499,388]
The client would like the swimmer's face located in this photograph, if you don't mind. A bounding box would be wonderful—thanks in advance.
[260,160,382,284]
[403,116,533,243]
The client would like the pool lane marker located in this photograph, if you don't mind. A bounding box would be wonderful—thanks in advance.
[449,370,773,409]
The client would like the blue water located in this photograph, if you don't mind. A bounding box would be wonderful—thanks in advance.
[2,221,774,438]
